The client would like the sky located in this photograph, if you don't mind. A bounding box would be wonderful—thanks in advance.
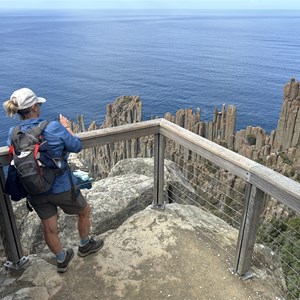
[1,0,300,10]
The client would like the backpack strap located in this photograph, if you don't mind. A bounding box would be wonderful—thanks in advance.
[10,125,22,157]
[38,120,49,131]
[11,121,50,149]
[28,121,49,140]
[67,165,77,201]
[60,150,77,201]
[11,125,21,142]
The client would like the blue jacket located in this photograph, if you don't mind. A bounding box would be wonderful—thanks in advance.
[7,118,82,194]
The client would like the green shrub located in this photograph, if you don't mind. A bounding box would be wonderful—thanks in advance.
[290,166,295,177]
[257,158,266,166]
[279,152,292,165]
[258,217,300,299]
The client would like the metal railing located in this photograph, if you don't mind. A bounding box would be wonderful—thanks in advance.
[1,118,300,296]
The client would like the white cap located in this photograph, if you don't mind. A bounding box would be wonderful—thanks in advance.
[10,88,46,110]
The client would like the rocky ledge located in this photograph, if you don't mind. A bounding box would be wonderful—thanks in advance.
[0,158,284,299]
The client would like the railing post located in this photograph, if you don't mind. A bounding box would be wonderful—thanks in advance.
[233,183,265,278]
[152,133,165,209]
[0,166,28,270]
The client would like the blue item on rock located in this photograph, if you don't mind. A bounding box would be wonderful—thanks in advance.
[73,170,93,190]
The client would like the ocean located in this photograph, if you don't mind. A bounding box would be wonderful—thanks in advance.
[1,9,300,146]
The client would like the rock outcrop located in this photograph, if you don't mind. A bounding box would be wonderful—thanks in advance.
[233,79,300,173]
[164,104,236,150]
[72,79,300,184]
[10,158,197,255]
[2,204,282,300]
[72,96,238,180]
[273,79,300,151]
[74,95,149,179]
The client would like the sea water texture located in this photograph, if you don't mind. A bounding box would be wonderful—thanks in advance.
[1,9,300,146]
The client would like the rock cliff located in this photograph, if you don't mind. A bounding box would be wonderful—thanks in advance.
[70,79,300,221]
[76,79,300,182]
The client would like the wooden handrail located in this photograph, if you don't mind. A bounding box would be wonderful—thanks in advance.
[1,117,300,211]
[159,118,300,212]
[78,119,161,148]
[0,119,161,166]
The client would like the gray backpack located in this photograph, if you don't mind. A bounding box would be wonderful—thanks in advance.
[9,121,61,195]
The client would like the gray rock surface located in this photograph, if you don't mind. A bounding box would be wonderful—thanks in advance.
[1,203,283,300]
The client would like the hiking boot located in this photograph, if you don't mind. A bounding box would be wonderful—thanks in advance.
[57,248,74,273]
[78,237,104,257]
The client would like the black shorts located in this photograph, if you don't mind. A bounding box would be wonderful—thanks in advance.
[29,190,87,220]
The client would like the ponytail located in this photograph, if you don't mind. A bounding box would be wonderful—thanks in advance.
[3,97,32,119]
[3,97,18,117]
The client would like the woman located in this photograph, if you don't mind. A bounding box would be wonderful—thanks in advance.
[3,87,103,273]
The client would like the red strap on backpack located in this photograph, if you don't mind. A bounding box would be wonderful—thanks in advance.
[34,143,44,175]
[8,144,15,162]
[33,143,40,158]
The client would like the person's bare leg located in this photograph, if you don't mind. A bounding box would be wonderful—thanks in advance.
[77,204,103,257]
[42,214,62,255]
[78,204,91,239]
